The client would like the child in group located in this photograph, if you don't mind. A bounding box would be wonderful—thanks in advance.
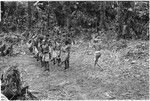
[60,39,71,70]
[42,40,50,71]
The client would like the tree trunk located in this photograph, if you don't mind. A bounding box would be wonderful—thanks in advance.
[101,1,106,31]
[117,1,123,40]
[98,1,107,32]
[96,14,100,32]
[28,2,32,31]
[66,16,70,30]
[16,2,19,32]
[47,2,50,30]
[122,25,127,35]
[0,1,4,34]
[0,20,2,34]
[0,1,2,33]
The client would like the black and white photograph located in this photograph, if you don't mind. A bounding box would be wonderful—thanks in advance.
[0,1,149,100]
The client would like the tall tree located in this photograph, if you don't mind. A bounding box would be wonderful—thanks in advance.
[47,2,50,30]
[27,1,32,31]
[0,1,2,33]
[99,1,107,31]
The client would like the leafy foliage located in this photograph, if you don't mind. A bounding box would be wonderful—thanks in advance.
[0,1,149,40]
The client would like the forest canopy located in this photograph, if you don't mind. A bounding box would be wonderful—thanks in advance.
[0,1,149,40]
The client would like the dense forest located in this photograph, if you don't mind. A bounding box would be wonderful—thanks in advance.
[0,1,149,41]
[0,1,149,100]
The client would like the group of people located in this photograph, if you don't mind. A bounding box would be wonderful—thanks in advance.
[27,35,71,71]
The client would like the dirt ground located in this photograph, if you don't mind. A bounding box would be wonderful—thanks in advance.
[0,40,149,100]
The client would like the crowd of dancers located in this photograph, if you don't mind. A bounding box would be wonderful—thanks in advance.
[26,35,71,71]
